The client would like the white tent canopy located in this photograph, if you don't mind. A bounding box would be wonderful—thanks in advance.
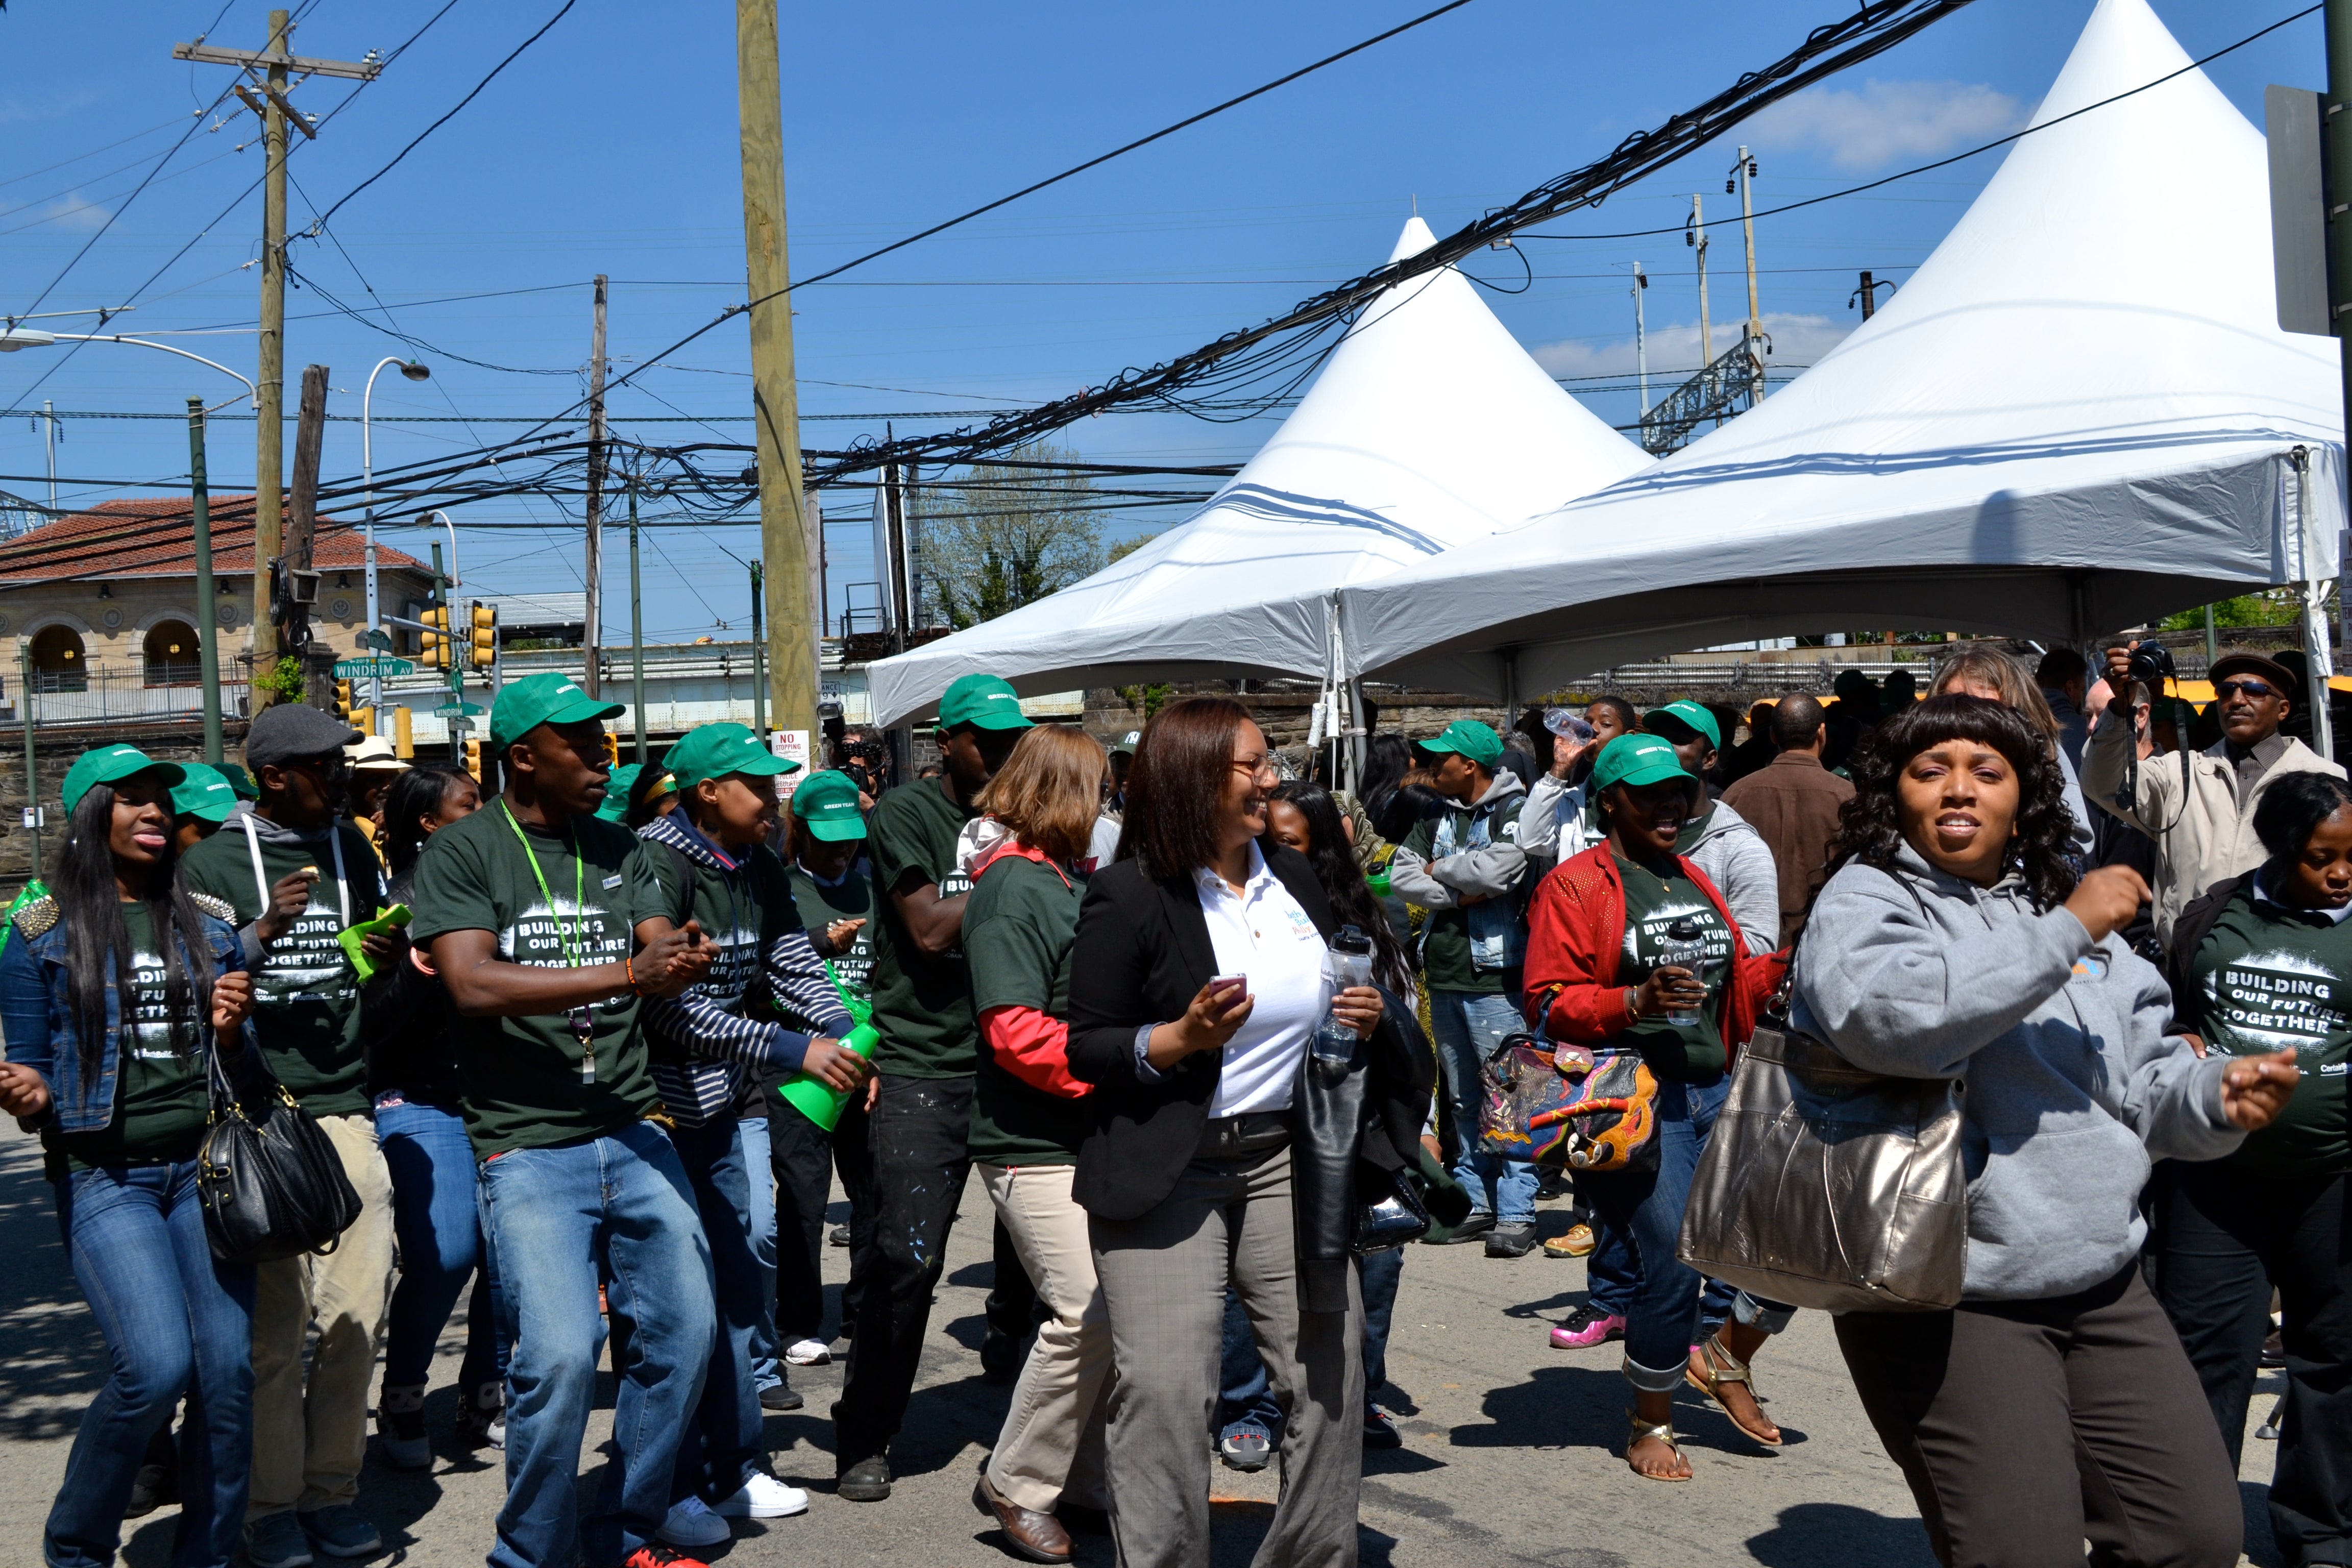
[868,217,1652,725]
[1340,0,2346,700]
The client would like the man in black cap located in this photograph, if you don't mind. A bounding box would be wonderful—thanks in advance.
[2089,643,2345,941]
[180,702,396,1567]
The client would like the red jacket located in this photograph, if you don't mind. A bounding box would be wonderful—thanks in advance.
[1521,842,1785,1071]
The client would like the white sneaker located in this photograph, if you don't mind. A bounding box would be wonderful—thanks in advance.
[782,1337,832,1367]
[714,1471,810,1519]
[657,1497,731,1548]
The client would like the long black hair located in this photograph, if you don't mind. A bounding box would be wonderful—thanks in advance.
[1265,781,1414,994]
[382,765,468,878]
[1830,693,2079,912]
[57,781,216,1081]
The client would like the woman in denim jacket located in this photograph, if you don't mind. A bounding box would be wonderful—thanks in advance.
[0,745,255,1568]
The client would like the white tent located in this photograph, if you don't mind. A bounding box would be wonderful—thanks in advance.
[867,217,1653,725]
[1340,0,2346,700]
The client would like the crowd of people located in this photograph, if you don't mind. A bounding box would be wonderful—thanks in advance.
[2,638,2348,1568]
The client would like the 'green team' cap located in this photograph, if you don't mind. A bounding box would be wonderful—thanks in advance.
[937,672,1034,733]
[664,722,801,790]
[61,743,186,815]
[489,671,625,749]
[211,762,259,800]
[790,769,869,841]
[171,768,240,824]
[1590,733,1696,794]
[1647,700,1721,750]
[1420,719,1503,765]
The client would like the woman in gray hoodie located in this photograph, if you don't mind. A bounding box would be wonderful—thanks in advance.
[1793,694,2299,1568]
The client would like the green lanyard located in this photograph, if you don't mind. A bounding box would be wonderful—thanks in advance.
[500,801,599,1083]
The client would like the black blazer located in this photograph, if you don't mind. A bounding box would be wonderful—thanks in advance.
[1066,844,1432,1221]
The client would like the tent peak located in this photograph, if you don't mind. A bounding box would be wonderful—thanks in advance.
[1387,215,1438,265]
[2033,0,2194,130]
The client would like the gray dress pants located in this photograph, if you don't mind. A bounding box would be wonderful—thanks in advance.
[1090,1135,1363,1568]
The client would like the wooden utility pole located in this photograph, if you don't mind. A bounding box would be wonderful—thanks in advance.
[736,0,817,754]
[582,274,609,697]
[171,13,379,702]
[286,363,331,707]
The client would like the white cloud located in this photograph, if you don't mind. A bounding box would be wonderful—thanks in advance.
[38,193,112,231]
[1745,78,2026,172]
[1532,311,1856,382]
[0,89,106,129]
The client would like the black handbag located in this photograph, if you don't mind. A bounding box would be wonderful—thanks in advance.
[197,1035,364,1265]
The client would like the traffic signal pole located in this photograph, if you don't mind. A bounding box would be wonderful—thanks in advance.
[186,399,224,764]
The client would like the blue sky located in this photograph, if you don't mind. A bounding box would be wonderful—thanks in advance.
[0,0,2320,643]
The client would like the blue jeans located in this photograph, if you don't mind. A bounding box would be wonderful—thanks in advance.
[47,1160,255,1568]
[667,1114,764,1503]
[1578,1075,1728,1390]
[1586,1208,1773,1340]
[478,1121,715,1568]
[378,1098,507,1394]
[1427,989,1538,1224]
[735,1113,781,1391]
[1218,1246,1406,1435]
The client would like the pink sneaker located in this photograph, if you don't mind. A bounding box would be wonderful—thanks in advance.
[1549,1306,1626,1350]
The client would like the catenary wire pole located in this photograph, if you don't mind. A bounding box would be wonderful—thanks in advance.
[187,399,224,764]
[583,275,608,697]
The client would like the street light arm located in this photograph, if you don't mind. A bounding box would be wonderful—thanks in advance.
[46,334,258,409]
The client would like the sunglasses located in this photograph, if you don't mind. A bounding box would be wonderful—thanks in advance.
[2214,678,2279,701]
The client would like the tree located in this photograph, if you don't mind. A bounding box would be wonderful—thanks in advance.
[1107,531,1159,565]
[920,441,1102,630]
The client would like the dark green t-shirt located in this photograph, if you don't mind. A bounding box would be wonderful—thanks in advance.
[866,779,978,1078]
[180,814,381,1117]
[1613,853,1733,1081]
[790,861,875,1012]
[51,904,210,1173]
[965,853,1094,1165]
[641,835,796,1029]
[407,801,667,1156]
[2190,883,2352,1178]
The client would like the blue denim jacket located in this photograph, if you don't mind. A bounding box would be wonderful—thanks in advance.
[0,897,248,1135]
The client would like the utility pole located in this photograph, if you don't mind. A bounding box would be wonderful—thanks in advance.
[749,563,768,742]
[187,400,224,764]
[628,476,646,766]
[17,640,39,882]
[172,12,379,698]
[38,403,58,510]
[1688,195,1713,369]
[582,274,608,698]
[1630,262,1650,415]
[737,0,818,760]
[1731,145,1765,403]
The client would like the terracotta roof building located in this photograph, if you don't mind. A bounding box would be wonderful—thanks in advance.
[0,497,433,691]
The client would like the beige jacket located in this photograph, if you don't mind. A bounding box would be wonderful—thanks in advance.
[2080,716,2342,942]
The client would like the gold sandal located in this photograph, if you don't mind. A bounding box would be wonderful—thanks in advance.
[1686,1332,1782,1449]
[1625,1411,1692,1482]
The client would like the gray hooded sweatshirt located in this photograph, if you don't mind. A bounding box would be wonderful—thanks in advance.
[1680,798,1780,956]
[1791,845,2242,1302]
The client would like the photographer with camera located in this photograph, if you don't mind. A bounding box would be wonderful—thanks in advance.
[2086,644,2343,942]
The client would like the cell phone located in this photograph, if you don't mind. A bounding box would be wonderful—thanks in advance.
[1209,973,1247,1004]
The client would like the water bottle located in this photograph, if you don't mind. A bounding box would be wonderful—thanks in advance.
[1315,925,1377,1067]
[1657,916,1708,1027]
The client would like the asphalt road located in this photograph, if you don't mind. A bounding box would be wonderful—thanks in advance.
[0,1123,2288,1567]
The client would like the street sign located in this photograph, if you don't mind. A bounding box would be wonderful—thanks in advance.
[334,656,414,677]
[433,701,484,717]
[362,629,395,652]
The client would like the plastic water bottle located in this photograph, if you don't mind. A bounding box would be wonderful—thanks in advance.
[1315,925,1376,1067]
[1658,916,1709,1027]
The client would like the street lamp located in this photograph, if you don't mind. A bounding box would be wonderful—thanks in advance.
[361,357,429,724]
[0,329,259,413]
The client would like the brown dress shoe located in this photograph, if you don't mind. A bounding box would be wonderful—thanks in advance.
[973,1473,1072,1563]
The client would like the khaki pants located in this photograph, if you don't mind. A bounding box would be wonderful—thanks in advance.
[979,1162,1111,1514]
[247,1112,396,1520]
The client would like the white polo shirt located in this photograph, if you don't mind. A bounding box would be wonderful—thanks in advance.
[1194,842,1329,1116]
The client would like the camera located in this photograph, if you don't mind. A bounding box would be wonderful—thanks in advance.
[2126,641,2177,691]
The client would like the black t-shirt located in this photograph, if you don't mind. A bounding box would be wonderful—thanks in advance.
[865,779,977,1078]
[789,860,875,1011]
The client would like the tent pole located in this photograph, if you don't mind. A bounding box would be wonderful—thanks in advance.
[1349,676,1367,788]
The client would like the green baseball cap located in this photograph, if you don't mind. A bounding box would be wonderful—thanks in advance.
[664,722,801,790]
[790,770,868,842]
[210,762,259,800]
[1590,733,1697,794]
[596,763,644,823]
[1420,719,1503,766]
[61,744,186,815]
[1646,700,1721,750]
[170,768,240,824]
[489,671,625,750]
[937,673,1034,733]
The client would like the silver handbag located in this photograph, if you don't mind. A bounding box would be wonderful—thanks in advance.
[1677,1018,1968,1314]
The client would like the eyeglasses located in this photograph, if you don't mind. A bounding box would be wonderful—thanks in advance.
[1230,753,1280,783]
[285,752,349,778]
[2215,678,2278,701]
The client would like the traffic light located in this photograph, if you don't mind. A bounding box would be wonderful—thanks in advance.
[463,736,483,781]
[333,677,354,721]
[469,602,498,670]
[601,732,620,769]
[419,605,452,670]
[351,705,374,738]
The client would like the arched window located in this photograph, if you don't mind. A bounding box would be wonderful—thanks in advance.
[143,620,201,687]
[29,625,86,692]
